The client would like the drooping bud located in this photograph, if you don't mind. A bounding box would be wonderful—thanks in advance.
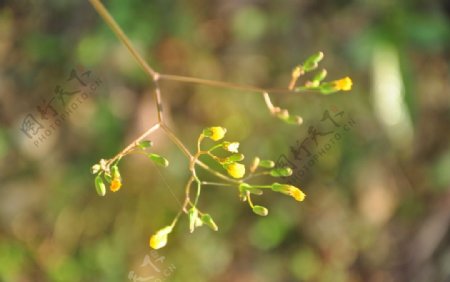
[252,205,269,216]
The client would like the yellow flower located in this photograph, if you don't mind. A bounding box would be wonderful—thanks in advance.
[288,186,306,201]
[225,163,245,179]
[149,226,173,249]
[271,183,306,202]
[207,127,227,141]
[110,178,122,192]
[332,76,352,91]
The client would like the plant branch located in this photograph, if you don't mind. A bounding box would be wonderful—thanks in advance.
[89,0,158,80]
[105,122,161,166]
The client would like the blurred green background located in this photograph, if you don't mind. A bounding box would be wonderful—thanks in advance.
[1,0,449,281]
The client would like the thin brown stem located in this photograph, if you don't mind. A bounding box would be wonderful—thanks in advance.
[159,74,264,93]
[160,124,193,159]
[201,181,234,187]
[159,74,307,95]
[106,123,161,166]
[153,78,164,123]
[89,0,158,79]
[262,92,276,114]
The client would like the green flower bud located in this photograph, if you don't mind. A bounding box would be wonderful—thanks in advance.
[138,140,153,149]
[148,153,169,167]
[188,208,199,233]
[201,214,218,231]
[252,205,269,216]
[303,51,324,72]
[95,175,106,196]
[222,154,244,164]
[270,167,293,177]
[258,160,275,168]
[111,165,121,179]
[313,69,327,82]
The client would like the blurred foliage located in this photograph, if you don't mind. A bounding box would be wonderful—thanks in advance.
[0,0,449,281]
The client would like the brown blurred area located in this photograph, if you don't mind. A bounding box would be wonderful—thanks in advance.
[0,0,449,281]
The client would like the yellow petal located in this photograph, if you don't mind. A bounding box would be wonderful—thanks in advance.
[149,226,173,249]
[149,233,168,249]
[110,178,122,192]
[289,187,306,201]
[210,127,227,141]
[333,77,352,91]
[226,163,245,179]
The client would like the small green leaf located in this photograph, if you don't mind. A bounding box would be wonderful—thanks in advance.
[201,214,218,231]
[259,160,275,168]
[138,140,153,149]
[270,167,293,177]
[252,205,269,216]
[148,153,169,167]
[188,208,199,233]
[95,175,106,196]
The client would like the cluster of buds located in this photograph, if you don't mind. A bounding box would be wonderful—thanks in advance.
[91,140,169,197]
[238,157,305,217]
[202,126,246,179]
[91,159,122,196]
[289,51,353,95]
[147,126,306,249]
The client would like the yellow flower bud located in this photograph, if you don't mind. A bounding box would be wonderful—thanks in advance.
[225,162,245,179]
[206,127,227,141]
[332,76,352,91]
[110,178,122,192]
[288,186,306,201]
[271,183,306,202]
[149,226,173,249]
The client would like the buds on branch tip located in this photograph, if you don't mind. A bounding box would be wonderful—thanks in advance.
[203,126,227,141]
